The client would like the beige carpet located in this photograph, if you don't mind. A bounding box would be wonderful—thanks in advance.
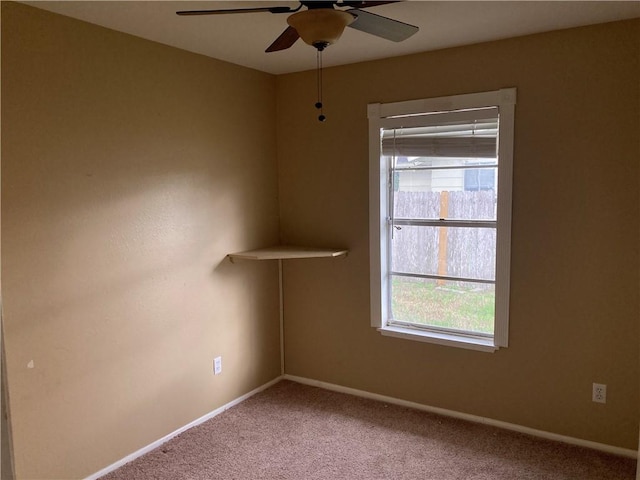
[101,380,635,479]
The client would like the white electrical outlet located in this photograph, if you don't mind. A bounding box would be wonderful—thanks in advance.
[214,356,222,375]
[592,383,606,403]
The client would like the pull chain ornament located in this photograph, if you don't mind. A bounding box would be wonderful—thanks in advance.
[315,47,326,122]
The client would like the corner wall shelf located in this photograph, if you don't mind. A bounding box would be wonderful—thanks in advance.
[227,246,348,262]
[227,245,348,375]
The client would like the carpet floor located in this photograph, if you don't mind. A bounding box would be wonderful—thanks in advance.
[101,380,636,479]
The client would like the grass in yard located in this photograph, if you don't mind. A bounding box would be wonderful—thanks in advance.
[391,277,494,334]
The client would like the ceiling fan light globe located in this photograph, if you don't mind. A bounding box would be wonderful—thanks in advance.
[287,9,354,48]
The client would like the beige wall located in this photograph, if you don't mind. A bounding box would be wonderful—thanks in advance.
[2,2,639,478]
[277,19,639,450]
[1,3,281,478]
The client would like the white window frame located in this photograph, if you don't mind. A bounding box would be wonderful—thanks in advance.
[368,88,516,353]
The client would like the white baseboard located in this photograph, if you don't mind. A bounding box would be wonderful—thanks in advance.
[84,376,283,480]
[284,374,638,460]
[86,373,636,479]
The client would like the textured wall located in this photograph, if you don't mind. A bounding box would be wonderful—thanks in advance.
[1,3,280,478]
[2,3,638,478]
[277,19,639,449]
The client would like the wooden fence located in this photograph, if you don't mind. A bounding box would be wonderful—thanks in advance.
[392,190,496,284]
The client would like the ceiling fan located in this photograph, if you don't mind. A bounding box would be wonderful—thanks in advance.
[176,1,419,53]
[177,1,418,121]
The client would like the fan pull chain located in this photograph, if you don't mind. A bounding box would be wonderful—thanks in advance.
[315,49,326,122]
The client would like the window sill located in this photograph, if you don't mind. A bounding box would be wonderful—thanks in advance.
[378,325,499,353]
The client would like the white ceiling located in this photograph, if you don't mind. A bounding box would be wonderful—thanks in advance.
[23,1,640,75]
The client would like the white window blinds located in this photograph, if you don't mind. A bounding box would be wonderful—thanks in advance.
[381,108,498,158]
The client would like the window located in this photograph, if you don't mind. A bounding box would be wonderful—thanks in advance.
[368,89,516,352]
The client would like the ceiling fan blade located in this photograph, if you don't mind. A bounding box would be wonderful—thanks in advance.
[347,8,418,42]
[177,6,294,16]
[339,1,399,8]
[266,26,300,52]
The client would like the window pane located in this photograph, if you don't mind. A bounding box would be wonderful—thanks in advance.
[393,174,497,221]
[390,276,495,335]
[391,225,496,281]
[464,167,496,191]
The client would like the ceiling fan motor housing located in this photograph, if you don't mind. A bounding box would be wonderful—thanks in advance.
[287,9,355,50]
